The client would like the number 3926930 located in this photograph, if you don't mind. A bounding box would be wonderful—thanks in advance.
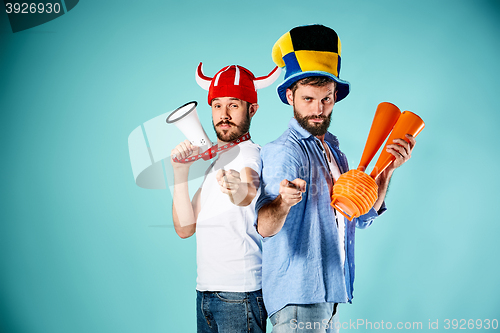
[5,3,61,14]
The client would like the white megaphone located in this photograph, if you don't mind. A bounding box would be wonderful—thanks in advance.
[166,101,212,154]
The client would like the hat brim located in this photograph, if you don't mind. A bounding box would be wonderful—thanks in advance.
[277,71,350,104]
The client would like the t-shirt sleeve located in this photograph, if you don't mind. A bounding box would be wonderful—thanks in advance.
[228,143,262,176]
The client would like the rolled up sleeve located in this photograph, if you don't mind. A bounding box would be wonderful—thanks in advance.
[355,201,387,229]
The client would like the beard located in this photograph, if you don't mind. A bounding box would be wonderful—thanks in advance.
[213,109,251,143]
[293,107,332,136]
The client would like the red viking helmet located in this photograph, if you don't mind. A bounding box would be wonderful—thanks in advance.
[195,63,281,105]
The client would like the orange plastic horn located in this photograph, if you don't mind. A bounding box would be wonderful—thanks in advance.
[331,169,378,220]
[370,111,425,179]
[331,102,401,221]
[331,104,425,221]
[358,102,401,171]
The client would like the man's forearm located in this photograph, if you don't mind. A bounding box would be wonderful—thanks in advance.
[230,183,257,207]
[172,168,196,238]
[372,133,416,211]
[373,168,394,211]
[257,195,290,237]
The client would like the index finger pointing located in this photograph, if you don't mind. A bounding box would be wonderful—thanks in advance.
[290,178,307,192]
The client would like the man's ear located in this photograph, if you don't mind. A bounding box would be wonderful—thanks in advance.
[334,90,338,102]
[286,89,294,106]
[249,103,259,118]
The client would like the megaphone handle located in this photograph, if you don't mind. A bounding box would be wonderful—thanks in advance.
[172,132,251,163]
[172,145,217,163]
[201,146,218,160]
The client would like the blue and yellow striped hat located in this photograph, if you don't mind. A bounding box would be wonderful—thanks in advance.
[272,24,350,104]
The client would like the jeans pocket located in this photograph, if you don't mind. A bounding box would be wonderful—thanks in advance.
[256,296,267,327]
[215,291,246,303]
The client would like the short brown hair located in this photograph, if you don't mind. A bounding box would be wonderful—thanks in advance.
[289,76,336,97]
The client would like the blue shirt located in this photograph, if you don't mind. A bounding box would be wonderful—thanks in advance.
[256,118,386,317]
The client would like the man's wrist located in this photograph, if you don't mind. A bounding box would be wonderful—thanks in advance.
[377,168,394,186]
[276,194,293,212]
[173,167,190,183]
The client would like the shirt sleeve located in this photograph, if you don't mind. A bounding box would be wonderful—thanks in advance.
[255,141,303,214]
[355,200,387,229]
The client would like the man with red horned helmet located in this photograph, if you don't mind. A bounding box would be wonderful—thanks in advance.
[170,63,280,333]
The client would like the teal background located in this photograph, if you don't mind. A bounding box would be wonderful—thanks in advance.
[1,0,499,332]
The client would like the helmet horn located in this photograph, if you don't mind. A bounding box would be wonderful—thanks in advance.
[195,62,212,91]
[254,66,281,90]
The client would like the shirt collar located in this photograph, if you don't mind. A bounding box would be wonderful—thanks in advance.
[288,117,340,148]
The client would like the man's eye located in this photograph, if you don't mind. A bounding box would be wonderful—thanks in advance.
[323,97,330,102]
[304,97,311,101]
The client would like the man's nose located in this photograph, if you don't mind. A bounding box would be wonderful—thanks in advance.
[311,100,323,115]
[220,107,230,119]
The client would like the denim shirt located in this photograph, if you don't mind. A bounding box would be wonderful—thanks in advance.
[256,118,386,317]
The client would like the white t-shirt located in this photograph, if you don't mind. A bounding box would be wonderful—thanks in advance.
[195,140,262,292]
[325,145,346,269]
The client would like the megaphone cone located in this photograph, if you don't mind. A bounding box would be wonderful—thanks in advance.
[166,101,212,153]
[357,102,401,171]
[370,111,425,179]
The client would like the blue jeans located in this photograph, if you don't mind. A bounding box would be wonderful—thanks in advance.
[269,303,339,333]
[196,290,267,333]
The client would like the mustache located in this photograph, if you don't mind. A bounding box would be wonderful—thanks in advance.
[305,115,328,120]
[215,120,238,127]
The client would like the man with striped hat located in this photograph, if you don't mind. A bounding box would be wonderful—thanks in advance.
[256,25,416,332]
[171,63,279,332]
